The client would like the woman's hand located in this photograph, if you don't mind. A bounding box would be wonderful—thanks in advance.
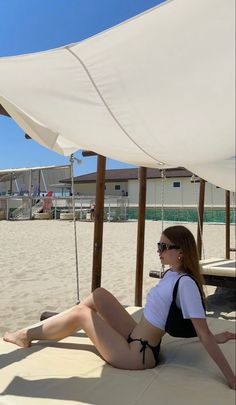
[214,331,236,344]
[215,331,236,389]
[191,319,236,390]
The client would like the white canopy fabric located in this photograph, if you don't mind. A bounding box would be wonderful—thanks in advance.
[0,165,70,174]
[0,0,235,190]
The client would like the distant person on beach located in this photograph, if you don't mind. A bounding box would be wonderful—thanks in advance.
[3,225,236,390]
[90,204,96,220]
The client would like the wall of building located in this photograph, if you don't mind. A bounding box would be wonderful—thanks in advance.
[128,177,228,206]
[105,181,128,196]
[74,177,232,207]
[75,181,128,197]
[74,183,95,196]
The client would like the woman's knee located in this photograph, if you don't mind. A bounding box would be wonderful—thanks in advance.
[82,287,116,314]
[81,287,108,308]
[70,304,89,324]
[92,287,115,306]
[93,287,109,297]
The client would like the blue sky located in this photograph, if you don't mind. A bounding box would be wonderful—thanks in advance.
[0,0,164,175]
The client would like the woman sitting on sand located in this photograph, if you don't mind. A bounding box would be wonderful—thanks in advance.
[4,225,236,389]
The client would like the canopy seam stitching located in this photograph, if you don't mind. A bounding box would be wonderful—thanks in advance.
[65,46,165,166]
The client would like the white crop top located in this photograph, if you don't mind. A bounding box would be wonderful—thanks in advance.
[143,270,205,330]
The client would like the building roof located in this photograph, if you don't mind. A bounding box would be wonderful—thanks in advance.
[61,167,193,184]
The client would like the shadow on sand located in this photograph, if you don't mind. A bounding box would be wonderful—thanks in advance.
[206,287,236,321]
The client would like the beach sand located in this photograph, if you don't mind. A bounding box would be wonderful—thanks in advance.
[0,220,235,337]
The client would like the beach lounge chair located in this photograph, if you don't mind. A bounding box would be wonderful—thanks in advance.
[200,258,236,289]
[149,259,236,289]
[0,307,235,405]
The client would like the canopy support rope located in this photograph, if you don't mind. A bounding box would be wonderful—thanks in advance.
[160,169,166,278]
[70,154,80,304]
[192,175,205,260]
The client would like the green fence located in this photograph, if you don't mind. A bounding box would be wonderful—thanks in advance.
[126,207,236,224]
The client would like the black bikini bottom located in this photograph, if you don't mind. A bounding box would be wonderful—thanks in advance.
[127,334,161,366]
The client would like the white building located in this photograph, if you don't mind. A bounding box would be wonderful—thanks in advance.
[62,168,232,208]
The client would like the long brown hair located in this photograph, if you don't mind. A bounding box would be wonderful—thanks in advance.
[163,225,205,298]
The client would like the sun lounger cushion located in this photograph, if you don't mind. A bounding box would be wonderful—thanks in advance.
[0,307,235,405]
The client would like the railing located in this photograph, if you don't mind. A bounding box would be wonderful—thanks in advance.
[1,196,234,223]
[0,195,130,221]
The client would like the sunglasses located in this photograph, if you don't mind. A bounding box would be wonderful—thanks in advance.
[157,242,180,253]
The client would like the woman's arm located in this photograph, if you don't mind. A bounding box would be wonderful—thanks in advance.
[191,318,236,390]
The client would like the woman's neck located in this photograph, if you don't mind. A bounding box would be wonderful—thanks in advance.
[171,264,183,273]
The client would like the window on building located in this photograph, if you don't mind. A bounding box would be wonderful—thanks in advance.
[115,185,121,190]
[173,181,181,188]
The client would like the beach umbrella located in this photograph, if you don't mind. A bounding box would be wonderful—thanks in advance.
[0,0,235,191]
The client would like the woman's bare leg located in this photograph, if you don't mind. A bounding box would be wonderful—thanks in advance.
[3,305,85,347]
[3,288,137,353]
[81,287,137,338]
[4,288,136,347]
[76,304,154,369]
[3,301,152,369]
[4,287,135,345]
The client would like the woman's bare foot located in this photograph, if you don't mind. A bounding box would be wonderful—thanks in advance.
[3,330,31,348]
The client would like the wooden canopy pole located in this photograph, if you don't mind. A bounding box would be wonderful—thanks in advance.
[91,154,106,291]
[40,152,106,322]
[225,190,230,259]
[29,169,32,219]
[135,167,147,306]
[9,173,13,195]
[197,178,206,259]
